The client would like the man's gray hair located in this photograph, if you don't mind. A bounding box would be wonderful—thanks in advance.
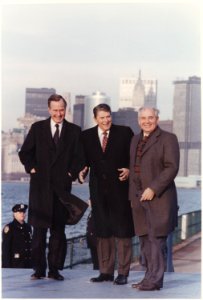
[138,107,160,118]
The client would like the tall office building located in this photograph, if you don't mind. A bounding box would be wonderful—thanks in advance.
[84,91,111,129]
[63,92,72,122]
[112,108,139,134]
[73,95,86,129]
[25,88,56,117]
[172,76,201,176]
[119,71,157,109]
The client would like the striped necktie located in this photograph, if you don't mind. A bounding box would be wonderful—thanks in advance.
[102,131,108,152]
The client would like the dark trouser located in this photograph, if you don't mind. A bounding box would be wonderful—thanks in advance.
[89,247,99,270]
[139,234,167,288]
[97,237,132,276]
[31,195,67,274]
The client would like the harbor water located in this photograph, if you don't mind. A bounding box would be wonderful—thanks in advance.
[1,181,201,238]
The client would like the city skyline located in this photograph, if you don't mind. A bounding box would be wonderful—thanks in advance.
[1,0,201,131]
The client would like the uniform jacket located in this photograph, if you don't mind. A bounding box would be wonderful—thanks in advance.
[81,124,134,238]
[2,219,32,268]
[19,118,84,228]
[129,126,180,237]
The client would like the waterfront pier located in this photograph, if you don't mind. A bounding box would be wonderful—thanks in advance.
[2,233,201,299]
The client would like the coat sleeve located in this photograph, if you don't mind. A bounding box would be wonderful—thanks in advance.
[18,124,37,173]
[2,226,12,268]
[149,133,180,196]
[69,128,86,180]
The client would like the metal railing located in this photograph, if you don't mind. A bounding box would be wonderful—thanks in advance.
[64,210,201,269]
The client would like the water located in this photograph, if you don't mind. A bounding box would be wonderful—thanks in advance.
[1,182,91,238]
[1,181,201,238]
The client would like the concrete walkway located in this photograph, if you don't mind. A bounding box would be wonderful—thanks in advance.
[173,233,201,273]
[131,232,201,273]
[1,233,201,299]
[1,268,201,299]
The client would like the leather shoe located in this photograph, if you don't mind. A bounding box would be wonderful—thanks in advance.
[90,273,114,282]
[138,283,160,291]
[114,274,128,285]
[31,272,46,280]
[132,278,147,288]
[48,271,64,281]
[132,281,143,288]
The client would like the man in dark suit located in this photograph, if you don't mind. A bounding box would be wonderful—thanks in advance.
[129,107,180,291]
[19,94,83,280]
[2,204,32,268]
[79,103,134,285]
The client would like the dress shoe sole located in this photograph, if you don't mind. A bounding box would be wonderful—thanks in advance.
[90,279,114,282]
[48,276,64,281]
[113,281,127,285]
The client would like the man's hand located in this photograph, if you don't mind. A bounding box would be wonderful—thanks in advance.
[118,168,129,181]
[79,166,89,183]
[140,187,155,201]
[30,168,36,174]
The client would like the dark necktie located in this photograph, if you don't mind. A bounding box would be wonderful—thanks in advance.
[102,131,108,152]
[53,124,59,145]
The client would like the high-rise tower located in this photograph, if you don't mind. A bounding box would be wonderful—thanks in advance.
[119,71,157,109]
[172,76,201,176]
[84,91,111,129]
[25,88,56,118]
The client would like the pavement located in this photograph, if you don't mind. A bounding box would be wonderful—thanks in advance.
[131,232,201,273]
[1,232,201,299]
[172,232,201,273]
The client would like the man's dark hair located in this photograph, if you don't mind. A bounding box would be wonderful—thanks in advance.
[93,103,111,118]
[48,94,67,108]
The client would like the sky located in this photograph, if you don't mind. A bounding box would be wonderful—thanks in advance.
[1,0,201,131]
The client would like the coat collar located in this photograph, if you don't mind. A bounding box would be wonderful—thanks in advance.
[141,126,161,156]
[43,118,71,158]
[94,124,117,154]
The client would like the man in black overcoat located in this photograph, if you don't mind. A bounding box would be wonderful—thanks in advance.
[79,103,134,285]
[19,94,85,280]
[2,204,32,268]
[129,107,180,291]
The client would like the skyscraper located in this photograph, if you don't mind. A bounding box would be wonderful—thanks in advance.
[112,108,139,134]
[119,71,157,109]
[172,76,201,176]
[25,88,56,117]
[73,95,86,129]
[83,91,111,129]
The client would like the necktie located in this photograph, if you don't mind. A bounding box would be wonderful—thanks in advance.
[102,131,108,152]
[53,124,59,145]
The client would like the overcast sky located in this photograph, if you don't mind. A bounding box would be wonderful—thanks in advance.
[1,0,201,131]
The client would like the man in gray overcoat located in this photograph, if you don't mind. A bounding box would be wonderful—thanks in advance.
[129,107,180,291]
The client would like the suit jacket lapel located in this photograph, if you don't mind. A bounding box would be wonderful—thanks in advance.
[43,118,55,150]
[105,125,116,153]
[92,126,103,154]
[142,127,160,156]
[132,134,141,164]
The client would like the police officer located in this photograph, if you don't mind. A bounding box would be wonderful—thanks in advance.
[2,204,32,268]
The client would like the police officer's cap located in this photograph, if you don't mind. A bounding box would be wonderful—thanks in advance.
[12,204,28,213]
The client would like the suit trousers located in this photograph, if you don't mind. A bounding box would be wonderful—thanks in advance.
[97,237,132,276]
[136,202,167,288]
[31,194,67,274]
[139,235,167,288]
